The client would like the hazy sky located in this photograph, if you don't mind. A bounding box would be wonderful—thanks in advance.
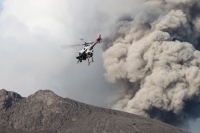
[0,0,142,107]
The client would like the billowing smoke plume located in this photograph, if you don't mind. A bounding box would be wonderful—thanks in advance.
[103,0,200,127]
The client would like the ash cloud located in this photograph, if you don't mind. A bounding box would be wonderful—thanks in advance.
[103,0,200,129]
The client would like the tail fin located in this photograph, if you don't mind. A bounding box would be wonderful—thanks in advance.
[97,34,101,42]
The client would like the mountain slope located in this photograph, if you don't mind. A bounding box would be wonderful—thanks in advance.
[0,89,189,133]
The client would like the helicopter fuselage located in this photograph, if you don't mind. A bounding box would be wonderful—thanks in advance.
[77,46,93,60]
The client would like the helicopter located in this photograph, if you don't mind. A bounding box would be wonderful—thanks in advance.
[61,34,102,65]
[76,34,101,65]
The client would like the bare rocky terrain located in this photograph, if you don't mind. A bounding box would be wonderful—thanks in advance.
[0,89,189,133]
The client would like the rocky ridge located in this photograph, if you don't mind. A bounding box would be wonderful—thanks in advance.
[0,89,189,133]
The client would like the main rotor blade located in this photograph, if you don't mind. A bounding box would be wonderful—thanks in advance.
[60,41,94,49]
[86,42,94,44]
[60,44,82,49]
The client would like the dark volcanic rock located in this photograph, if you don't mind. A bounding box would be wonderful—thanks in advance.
[0,89,189,133]
[0,89,23,110]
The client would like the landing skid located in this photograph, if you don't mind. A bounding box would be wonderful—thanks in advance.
[87,57,94,66]
[76,56,94,66]
[77,59,82,64]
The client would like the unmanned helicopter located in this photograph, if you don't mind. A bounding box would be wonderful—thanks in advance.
[61,34,102,65]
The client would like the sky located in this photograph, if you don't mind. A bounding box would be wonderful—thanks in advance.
[0,0,200,133]
[0,0,142,107]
